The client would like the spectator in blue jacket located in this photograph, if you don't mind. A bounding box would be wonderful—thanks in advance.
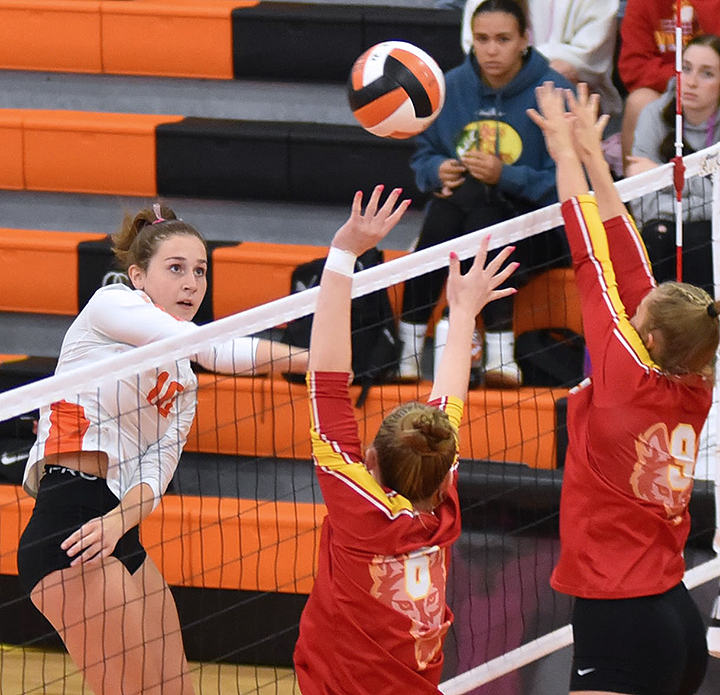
[398,0,573,387]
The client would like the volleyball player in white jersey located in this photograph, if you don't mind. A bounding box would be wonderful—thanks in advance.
[17,204,306,695]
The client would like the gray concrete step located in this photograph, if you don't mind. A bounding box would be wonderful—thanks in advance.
[0,70,357,125]
[0,190,422,248]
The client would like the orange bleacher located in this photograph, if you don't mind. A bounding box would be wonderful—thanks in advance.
[0,109,187,196]
[0,483,324,594]
[0,0,259,78]
[0,109,25,190]
[1,226,581,469]
[23,110,184,196]
[0,1,103,74]
[0,227,107,315]
[189,373,566,469]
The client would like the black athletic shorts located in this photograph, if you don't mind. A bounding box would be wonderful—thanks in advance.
[571,582,708,695]
[17,465,147,594]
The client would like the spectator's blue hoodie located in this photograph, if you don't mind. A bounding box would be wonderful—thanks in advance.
[411,47,573,206]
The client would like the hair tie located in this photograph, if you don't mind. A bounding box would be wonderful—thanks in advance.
[707,302,719,319]
[152,203,165,225]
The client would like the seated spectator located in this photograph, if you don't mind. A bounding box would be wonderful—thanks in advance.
[627,33,720,292]
[618,0,720,171]
[462,0,622,116]
[397,0,572,387]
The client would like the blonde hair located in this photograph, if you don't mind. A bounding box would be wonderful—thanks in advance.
[644,282,720,375]
[112,203,205,272]
[373,402,457,505]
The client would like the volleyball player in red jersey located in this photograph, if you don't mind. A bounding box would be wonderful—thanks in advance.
[529,83,719,695]
[293,185,517,694]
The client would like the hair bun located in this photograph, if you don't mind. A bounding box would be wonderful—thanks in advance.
[398,410,453,454]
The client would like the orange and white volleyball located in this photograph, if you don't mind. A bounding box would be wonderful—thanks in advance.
[347,41,445,139]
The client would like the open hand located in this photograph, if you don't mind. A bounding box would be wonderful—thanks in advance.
[331,185,411,256]
[445,234,518,319]
[565,83,610,161]
[526,81,575,161]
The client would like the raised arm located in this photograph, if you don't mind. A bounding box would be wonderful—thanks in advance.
[308,186,410,373]
[529,82,658,395]
[566,84,627,221]
[566,84,656,315]
[526,82,588,202]
[430,236,518,402]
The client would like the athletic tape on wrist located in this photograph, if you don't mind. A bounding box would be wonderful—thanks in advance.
[325,247,357,277]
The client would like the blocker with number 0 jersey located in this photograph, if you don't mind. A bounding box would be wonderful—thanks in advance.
[294,371,463,695]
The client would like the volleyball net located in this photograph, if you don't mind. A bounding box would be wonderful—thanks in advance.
[0,144,719,694]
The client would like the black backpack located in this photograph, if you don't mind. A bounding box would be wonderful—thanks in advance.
[514,328,586,388]
[284,248,400,407]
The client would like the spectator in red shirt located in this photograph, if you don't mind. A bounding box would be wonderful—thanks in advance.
[618,0,720,170]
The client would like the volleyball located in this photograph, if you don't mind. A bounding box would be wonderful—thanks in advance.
[347,41,445,139]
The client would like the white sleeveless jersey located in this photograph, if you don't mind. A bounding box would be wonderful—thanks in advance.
[25,284,258,509]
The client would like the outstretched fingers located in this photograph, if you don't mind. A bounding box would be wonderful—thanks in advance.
[349,189,364,219]
[363,184,384,218]
[332,185,410,255]
[446,236,518,316]
[565,84,610,156]
[526,107,546,130]
[482,242,516,280]
[378,187,411,233]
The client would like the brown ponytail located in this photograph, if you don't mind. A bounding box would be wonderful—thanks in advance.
[645,282,719,375]
[112,203,205,272]
[373,402,457,505]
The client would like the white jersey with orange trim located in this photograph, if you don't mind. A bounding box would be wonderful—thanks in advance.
[551,196,713,600]
[294,371,463,695]
[25,284,259,509]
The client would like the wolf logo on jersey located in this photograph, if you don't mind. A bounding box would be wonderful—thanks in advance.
[631,422,695,519]
[369,547,450,670]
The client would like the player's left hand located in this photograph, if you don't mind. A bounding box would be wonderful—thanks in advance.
[461,150,502,184]
[331,185,411,257]
[446,234,518,318]
[527,81,575,162]
[566,83,610,161]
[61,513,124,567]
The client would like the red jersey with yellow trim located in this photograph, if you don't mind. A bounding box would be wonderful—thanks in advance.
[294,371,463,695]
[551,196,712,600]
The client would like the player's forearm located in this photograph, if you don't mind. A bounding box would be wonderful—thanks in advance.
[556,150,588,203]
[582,149,628,221]
[308,267,353,373]
[430,307,474,402]
[108,483,155,533]
[255,340,309,374]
